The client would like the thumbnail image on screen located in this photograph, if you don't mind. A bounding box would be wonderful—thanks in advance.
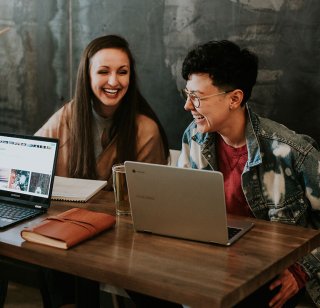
[0,168,10,189]
[29,172,51,195]
[8,169,30,192]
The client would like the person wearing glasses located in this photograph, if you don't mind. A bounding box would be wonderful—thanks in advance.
[177,40,320,307]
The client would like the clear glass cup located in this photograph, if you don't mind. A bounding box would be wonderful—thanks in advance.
[112,164,131,215]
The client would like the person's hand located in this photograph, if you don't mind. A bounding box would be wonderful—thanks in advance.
[268,269,299,307]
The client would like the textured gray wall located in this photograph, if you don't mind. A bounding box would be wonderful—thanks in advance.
[0,0,320,149]
[0,0,69,135]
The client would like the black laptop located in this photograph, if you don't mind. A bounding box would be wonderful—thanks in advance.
[0,133,59,229]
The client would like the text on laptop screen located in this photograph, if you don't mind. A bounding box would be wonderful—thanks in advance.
[0,135,58,198]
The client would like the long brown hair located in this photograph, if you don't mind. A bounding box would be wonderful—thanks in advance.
[68,35,169,179]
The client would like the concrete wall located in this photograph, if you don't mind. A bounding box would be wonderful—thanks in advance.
[1,0,320,149]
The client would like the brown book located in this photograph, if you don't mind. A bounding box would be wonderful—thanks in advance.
[21,208,116,249]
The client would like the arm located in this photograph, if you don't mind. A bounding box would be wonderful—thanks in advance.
[35,104,72,177]
[291,145,320,305]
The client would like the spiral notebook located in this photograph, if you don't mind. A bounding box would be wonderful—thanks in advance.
[52,176,107,202]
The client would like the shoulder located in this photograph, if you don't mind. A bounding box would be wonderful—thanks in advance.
[35,102,72,138]
[181,121,209,147]
[134,114,167,164]
[50,102,72,123]
[251,112,318,153]
[136,114,160,135]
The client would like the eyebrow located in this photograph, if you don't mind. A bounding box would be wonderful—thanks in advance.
[97,65,129,69]
[185,88,204,94]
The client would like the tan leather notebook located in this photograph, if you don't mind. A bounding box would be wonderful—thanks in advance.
[21,208,116,249]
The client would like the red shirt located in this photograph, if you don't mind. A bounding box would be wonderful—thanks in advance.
[217,135,253,217]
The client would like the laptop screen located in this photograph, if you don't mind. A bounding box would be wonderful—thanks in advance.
[0,133,59,208]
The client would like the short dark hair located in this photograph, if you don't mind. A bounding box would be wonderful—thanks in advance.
[182,40,258,104]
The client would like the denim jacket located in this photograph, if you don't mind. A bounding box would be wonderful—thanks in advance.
[178,105,320,306]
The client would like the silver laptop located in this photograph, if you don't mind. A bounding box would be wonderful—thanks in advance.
[125,161,254,246]
[0,133,59,229]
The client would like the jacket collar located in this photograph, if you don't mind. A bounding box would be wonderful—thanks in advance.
[244,105,262,169]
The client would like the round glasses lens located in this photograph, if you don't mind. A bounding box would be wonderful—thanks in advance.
[190,94,200,108]
[181,90,200,108]
[194,97,200,108]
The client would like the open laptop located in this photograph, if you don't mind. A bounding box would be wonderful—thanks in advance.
[125,161,254,246]
[0,133,59,229]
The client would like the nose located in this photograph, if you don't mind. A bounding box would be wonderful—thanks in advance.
[108,72,119,87]
[184,97,195,111]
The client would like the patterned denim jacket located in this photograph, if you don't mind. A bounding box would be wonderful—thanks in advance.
[178,106,320,306]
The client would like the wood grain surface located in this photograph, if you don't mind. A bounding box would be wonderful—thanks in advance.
[0,191,319,307]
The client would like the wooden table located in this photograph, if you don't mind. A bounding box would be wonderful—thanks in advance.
[0,191,319,307]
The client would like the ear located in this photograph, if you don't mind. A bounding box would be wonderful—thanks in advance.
[229,90,244,110]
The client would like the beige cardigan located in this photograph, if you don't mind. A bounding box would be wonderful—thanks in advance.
[35,102,167,185]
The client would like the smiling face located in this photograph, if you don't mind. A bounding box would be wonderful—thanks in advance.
[184,73,232,134]
[89,48,130,117]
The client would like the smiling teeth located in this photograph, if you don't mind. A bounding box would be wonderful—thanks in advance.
[104,89,118,94]
[194,115,204,119]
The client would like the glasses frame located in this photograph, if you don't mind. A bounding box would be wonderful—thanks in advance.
[181,88,233,108]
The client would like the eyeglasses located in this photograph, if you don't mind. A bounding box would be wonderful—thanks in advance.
[181,88,233,108]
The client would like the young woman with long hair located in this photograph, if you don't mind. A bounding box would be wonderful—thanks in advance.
[35,34,169,307]
[36,34,169,185]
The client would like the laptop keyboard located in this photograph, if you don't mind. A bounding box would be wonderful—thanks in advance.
[0,203,39,221]
[227,227,242,240]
